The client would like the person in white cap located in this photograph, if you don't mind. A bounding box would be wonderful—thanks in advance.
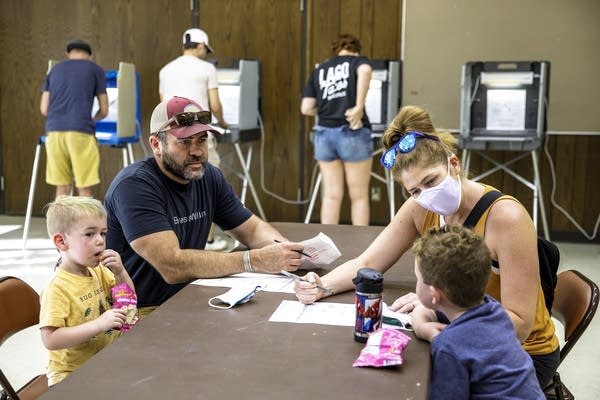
[159,28,228,251]
[104,96,305,318]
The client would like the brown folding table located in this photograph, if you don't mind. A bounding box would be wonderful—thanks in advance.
[40,223,429,399]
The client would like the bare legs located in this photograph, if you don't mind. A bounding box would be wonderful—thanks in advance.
[345,158,372,226]
[55,185,94,198]
[318,158,372,225]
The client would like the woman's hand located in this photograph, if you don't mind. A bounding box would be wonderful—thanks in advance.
[345,106,364,130]
[389,292,420,313]
[293,271,326,304]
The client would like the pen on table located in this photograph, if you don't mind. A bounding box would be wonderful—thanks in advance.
[382,316,412,330]
[280,270,334,295]
[273,239,312,258]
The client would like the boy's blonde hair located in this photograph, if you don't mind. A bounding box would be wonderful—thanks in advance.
[412,225,491,308]
[45,196,107,237]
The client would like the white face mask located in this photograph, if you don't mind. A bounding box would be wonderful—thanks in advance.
[208,283,262,310]
[413,160,462,216]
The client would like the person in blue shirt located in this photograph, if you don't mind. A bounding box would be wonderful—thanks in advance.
[40,39,108,198]
[104,96,305,317]
[411,225,545,400]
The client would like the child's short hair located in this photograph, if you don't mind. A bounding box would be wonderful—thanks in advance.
[412,225,491,307]
[45,196,107,237]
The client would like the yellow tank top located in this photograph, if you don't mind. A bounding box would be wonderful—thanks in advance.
[421,184,558,355]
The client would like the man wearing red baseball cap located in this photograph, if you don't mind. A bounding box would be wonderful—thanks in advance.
[159,27,229,250]
[104,96,304,317]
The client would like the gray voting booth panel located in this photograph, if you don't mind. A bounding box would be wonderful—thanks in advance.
[459,61,550,151]
[365,60,401,133]
[215,59,261,143]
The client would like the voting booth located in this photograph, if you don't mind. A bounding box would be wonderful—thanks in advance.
[365,60,402,133]
[304,59,402,223]
[94,61,142,166]
[459,61,550,238]
[212,59,265,219]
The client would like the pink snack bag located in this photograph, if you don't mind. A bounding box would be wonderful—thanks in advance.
[111,283,139,332]
[352,328,411,368]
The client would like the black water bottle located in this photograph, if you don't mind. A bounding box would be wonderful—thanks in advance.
[353,268,383,343]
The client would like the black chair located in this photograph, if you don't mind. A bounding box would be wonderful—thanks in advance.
[0,277,48,400]
[545,270,599,400]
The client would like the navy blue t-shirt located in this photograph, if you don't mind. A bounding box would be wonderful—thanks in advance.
[429,296,545,399]
[44,59,106,134]
[104,157,252,307]
[302,55,371,129]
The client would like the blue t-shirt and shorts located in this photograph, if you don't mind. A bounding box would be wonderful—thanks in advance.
[303,55,373,163]
[44,59,106,188]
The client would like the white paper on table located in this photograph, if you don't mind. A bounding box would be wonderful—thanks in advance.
[191,272,296,293]
[267,300,413,330]
[269,300,355,326]
[299,232,342,270]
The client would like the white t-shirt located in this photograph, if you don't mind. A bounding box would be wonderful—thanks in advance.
[159,55,218,110]
[159,54,221,165]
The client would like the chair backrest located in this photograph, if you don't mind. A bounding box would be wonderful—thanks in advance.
[0,277,40,344]
[552,269,599,363]
[0,276,44,400]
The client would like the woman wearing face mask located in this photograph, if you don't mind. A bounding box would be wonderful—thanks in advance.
[294,105,559,388]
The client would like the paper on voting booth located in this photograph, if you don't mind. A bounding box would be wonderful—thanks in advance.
[299,232,342,270]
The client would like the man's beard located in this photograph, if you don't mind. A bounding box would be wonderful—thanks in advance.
[162,149,206,181]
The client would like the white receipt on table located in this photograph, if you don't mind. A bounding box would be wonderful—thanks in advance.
[268,300,412,330]
[299,232,342,269]
[269,300,355,326]
[192,272,296,293]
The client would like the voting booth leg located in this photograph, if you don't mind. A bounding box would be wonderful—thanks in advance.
[369,168,396,222]
[531,150,550,240]
[238,144,252,204]
[22,142,43,250]
[233,143,266,221]
[463,149,550,240]
[385,169,395,220]
[304,169,396,224]
[304,172,323,224]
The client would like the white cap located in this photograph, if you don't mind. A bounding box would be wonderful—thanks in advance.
[183,28,213,53]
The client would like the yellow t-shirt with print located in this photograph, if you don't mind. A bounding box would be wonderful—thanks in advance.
[40,265,120,385]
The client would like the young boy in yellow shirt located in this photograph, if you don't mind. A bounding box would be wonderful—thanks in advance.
[39,196,136,386]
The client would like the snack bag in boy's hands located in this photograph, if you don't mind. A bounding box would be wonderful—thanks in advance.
[111,283,139,332]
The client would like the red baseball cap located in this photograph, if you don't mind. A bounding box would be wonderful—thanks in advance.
[150,96,220,138]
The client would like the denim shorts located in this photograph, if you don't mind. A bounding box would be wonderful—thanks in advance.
[313,125,373,162]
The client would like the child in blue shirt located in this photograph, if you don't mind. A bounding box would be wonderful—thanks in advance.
[411,225,545,399]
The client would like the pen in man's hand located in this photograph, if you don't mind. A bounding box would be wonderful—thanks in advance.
[273,239,312,258]
[280,270,334,295]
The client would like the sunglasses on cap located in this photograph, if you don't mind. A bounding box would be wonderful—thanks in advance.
[379,131,440,169]
[155,111,212,134]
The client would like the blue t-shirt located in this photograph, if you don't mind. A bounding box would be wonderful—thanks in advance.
[44,59,106,134]
[302,55,371,129]
[429,296,545,400]
[104,157,252,307]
